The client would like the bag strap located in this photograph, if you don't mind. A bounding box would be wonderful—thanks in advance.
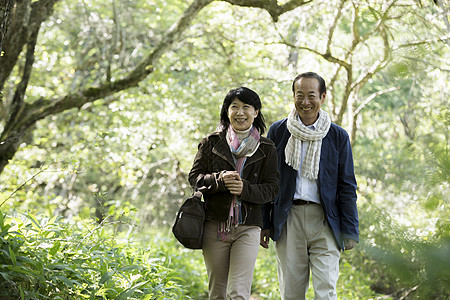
[193,186,208,199]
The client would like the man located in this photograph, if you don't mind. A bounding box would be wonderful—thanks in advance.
[261,72,359,300]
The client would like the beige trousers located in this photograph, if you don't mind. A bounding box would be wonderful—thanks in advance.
[202,221,261,300]
[275,204,340,300]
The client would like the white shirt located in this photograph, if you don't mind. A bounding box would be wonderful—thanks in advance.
[292,117,321,204]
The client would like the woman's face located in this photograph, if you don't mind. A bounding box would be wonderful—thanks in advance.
[227,98,259,131]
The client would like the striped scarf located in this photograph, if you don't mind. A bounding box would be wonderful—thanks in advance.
[218,125,260,240]
[285,108,331,180]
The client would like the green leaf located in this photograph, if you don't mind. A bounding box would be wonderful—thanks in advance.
[25,213,41,231]
[56,275,75,289]
[99,271,111,285]
[90,289,96,300]
[115,280,150,300]
[0,271,11,281]
[48,263,69,270]
[119,265,143,271]
[47,215,58,225]
[0,210,4,228]
[8,246,16,266]
[19,285,24,299]
[0,212,11,235]
[49,240,61,256]
[11,266,34,276]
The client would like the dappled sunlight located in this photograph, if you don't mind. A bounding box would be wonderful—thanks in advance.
[0,0,448,298]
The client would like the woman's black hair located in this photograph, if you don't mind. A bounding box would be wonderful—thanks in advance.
[219,87,266,135]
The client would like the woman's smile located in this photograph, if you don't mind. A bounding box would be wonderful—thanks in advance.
[228,98,258,131]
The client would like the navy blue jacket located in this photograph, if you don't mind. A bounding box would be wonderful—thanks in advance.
[263,118,359,250]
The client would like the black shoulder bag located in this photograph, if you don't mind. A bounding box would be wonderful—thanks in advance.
[172,191,205,249]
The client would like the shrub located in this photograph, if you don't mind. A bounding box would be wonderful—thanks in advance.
[0,210,184,299]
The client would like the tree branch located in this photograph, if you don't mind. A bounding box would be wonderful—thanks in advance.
[10,0,319,131]
[350,85,401,143]
[354,86,401,116]
[4,0,216,134]
[351,24,391,94]
[327,65,342,120]
[436,0,450,45]
[394,36,450,49]
[220,0,313,21]
[0,0,322,174]
[0,165,47,208]
[326,0,346,56]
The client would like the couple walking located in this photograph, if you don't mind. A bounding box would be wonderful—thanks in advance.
[188,72,359,300]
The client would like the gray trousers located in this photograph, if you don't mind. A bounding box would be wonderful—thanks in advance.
[275,204,340,300]
[202,221,261,300]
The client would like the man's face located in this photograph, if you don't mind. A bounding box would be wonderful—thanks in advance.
[293,77,326,126]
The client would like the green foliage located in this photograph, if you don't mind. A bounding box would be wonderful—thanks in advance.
[0,210,185,299]
[1,0,449,298]
[0,208,391,300]
[352,114,449,299]
[347,204,450,299]
[148,233,209,299]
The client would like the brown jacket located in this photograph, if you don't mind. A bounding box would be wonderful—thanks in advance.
[188,131,279,227]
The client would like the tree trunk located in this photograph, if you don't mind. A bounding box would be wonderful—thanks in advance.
[0,0,16,117]
[0,0,15,58]
[0,0,59,174]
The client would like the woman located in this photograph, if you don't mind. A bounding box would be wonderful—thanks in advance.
[188,87,279,299]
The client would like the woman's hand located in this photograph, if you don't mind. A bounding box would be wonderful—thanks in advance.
[223,171,243,196]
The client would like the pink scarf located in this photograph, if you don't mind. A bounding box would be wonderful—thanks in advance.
[218,125,260,240]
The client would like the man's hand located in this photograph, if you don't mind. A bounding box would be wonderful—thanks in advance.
[344,238,357,250]
[260,229,271,249]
